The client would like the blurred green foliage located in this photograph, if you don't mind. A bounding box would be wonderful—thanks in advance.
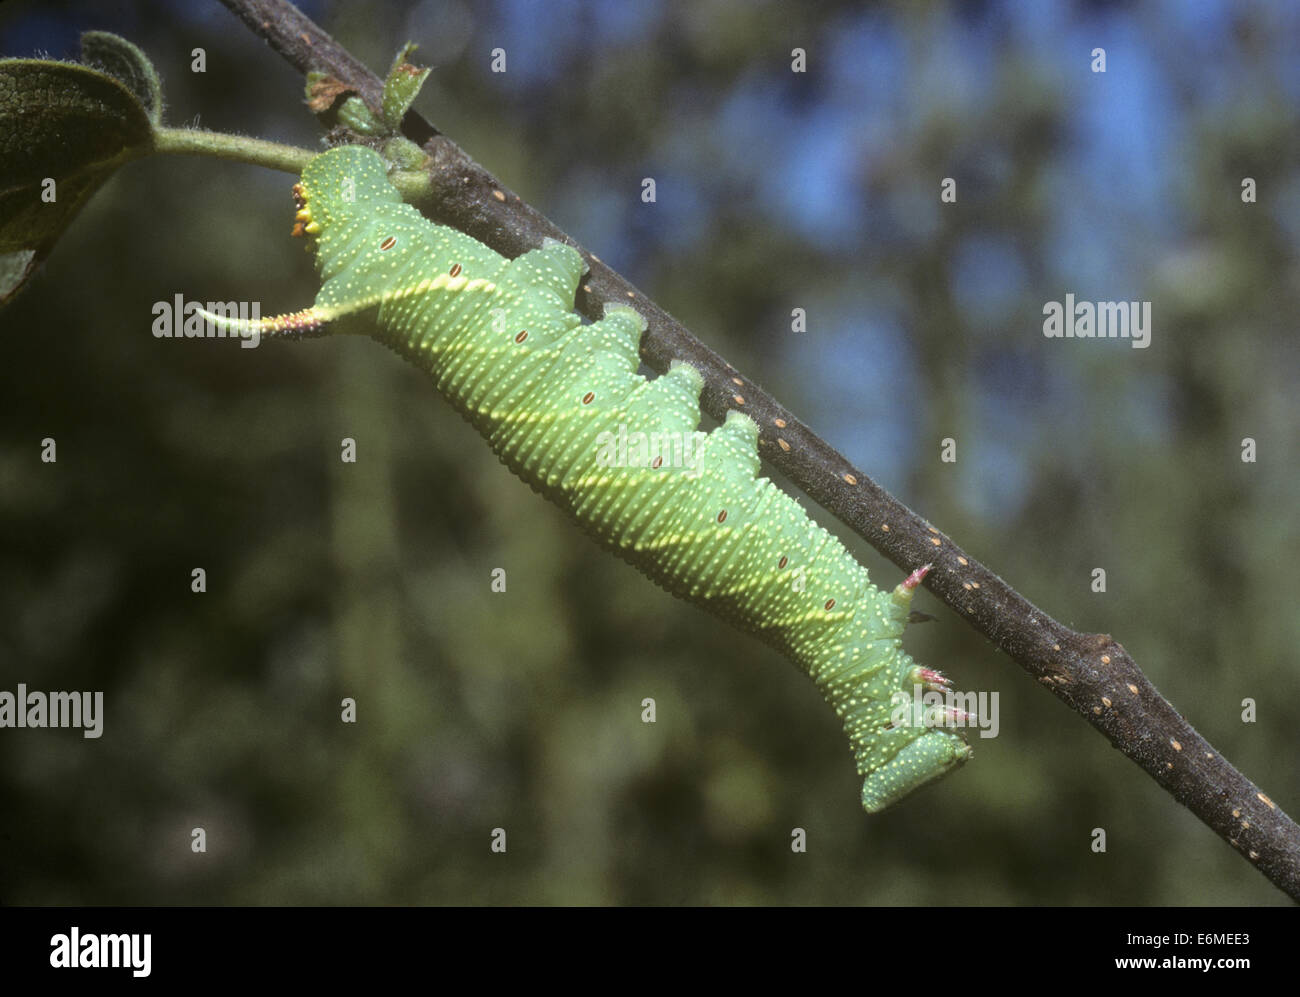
[0,0,1296,904]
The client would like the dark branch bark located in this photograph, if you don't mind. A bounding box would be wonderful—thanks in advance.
[217,0,1300,901]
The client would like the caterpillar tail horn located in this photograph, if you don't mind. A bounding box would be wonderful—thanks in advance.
[195,304,334,346]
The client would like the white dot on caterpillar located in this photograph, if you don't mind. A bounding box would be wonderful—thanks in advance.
[379,236,397,251]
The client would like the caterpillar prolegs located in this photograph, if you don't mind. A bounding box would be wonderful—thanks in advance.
[207,145,973,812]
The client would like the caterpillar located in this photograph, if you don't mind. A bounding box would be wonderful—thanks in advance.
[205,144,973,812]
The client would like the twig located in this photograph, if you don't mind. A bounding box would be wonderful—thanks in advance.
[216,0,1300,900]
[151,126,314,173]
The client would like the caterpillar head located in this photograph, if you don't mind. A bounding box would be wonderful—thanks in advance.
[290,182,312,238]
[289,145,402,246]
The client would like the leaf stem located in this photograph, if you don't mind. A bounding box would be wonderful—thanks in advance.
[151,126,314,174]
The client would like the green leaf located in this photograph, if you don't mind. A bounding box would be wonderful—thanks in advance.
[381,136,430,170]
[80,30,164,126]
[337,95,387,136]
[305,72,385,135]
[0,57,154,304]
[305,46,430,141]
[381,42,430,132]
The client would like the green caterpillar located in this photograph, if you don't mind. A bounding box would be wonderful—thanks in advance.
[207,144,973,812]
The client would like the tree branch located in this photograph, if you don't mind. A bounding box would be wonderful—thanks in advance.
[216,0,1300,900]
